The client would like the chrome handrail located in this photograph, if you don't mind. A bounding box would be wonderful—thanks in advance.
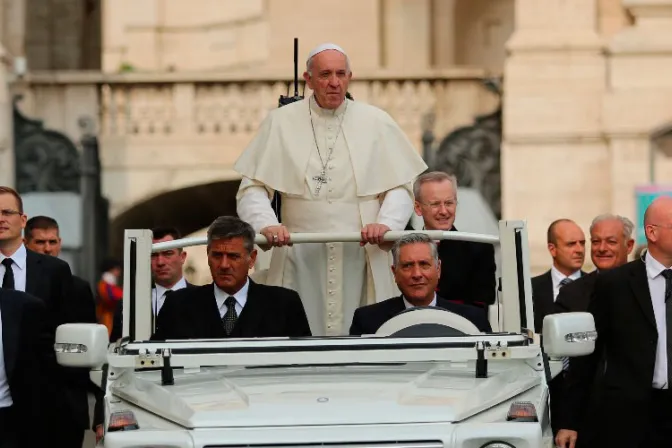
[151,230,499,252]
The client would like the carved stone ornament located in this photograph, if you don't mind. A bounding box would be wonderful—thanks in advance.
[432,78,502,218]
[13,96,81,193]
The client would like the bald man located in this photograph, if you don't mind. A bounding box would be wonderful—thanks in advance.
[234,43,427,336]
[560,197,672,447]
[532,219,586,334]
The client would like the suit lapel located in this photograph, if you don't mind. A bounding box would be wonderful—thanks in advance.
[201,285,226,338]
[541,271,554,309]
[25,250,41,296]
[388,296,406,318]
[629,259,657,330]
[0,293,20,379]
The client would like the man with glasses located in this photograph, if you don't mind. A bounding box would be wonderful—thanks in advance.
[411,172,496,318]
[0,186,87,448]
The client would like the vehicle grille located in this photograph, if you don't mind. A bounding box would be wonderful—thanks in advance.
[205,442,444,448]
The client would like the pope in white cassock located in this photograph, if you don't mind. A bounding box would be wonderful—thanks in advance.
[234,43,428,336]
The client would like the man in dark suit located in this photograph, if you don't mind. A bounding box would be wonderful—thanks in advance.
[110,226,194,342]
[0,289,55,448]
[530,218,585,438]
[552,214,634,447]
[0,186,89,448]
[411,172,496,319]
[22,215,103,443]
[350,233,492,336]
[153,216,311,340]
[23,216,97,324]
[531,219,586,333]
[559,197,672,447]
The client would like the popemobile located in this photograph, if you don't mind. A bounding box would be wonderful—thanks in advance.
[54,220,596,448]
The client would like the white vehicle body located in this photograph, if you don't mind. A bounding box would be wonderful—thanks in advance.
[55,221,597,448]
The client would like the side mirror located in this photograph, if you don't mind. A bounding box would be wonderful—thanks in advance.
[542,312,597,358]
[54,323,109,368]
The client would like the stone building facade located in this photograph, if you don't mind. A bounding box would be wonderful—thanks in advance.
[0,0,670,282]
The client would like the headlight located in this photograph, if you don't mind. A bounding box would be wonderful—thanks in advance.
[479,443,515,448]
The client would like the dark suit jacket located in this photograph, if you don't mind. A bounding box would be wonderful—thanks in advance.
[554,271,598,314]
[72,275,97,324]
[436,227,497,308]
[23,249,92,431]
[152,280,312,340]
[551,270,601,447]
[564,259,660,446]
[1,289,55,446]
[349,295,492,336]
[531,269,586,333]
[25,249,78,329]
[109,281,195,342]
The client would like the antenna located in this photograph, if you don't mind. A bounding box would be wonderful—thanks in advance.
[278,38,304,107]
[293,37,299,97]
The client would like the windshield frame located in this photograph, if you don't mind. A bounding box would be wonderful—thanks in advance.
[120,223,535,343]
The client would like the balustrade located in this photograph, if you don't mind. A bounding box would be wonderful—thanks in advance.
[12,69,498,148]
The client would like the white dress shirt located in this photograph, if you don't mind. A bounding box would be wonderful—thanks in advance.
[644,251,670,389]
[0,307,13,407]
[0,244,27,292]
[550,265,582,301]
[214,278,250,318]
[403,294,437,309]
[152,277,187,316]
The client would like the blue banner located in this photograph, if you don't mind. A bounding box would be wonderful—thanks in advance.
[635,185,672,245]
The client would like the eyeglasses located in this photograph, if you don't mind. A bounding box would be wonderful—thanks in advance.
[419,200,457,210]
[0,209,22,218]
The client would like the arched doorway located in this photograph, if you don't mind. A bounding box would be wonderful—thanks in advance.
[109,180,241,259]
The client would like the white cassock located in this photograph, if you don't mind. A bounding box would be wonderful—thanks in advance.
[234,95,427,335]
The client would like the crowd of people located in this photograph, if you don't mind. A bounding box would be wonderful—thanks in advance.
[534,204,672,447]
[0,39,670,448]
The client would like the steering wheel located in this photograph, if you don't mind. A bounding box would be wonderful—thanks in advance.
[375,306,481,337]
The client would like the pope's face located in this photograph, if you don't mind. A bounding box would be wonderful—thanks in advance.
[303,50,352,109]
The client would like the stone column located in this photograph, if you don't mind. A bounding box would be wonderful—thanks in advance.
[382,0,432,71]
[603,0,672,237]
[502,0,607,273]
[3,0,26,64]
[0,0,15,187]
[431,0,456,67]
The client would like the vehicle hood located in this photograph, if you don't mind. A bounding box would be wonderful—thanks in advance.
[111,362,540,428]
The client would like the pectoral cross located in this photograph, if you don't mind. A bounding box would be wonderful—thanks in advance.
[313,170,328,195]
